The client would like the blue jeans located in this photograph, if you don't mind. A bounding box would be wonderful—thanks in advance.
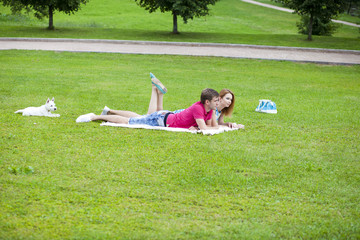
[129,110,170,127]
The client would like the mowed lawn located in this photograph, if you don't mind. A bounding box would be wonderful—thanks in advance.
[0,0,360,49]
[1,50,359,239]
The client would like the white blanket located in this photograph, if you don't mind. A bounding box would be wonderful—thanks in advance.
[100,122,239,135]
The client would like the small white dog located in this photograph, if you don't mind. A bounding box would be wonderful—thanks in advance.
[15,97,60,117]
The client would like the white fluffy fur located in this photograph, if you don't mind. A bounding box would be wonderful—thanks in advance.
[15,97,60,117]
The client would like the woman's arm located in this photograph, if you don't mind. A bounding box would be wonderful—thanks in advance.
[218,113,245,129]
[218,113,226,126]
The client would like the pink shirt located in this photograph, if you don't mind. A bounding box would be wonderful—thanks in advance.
[166,101,213,128]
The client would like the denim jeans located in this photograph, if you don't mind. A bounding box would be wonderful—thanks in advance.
[128,110,170,127]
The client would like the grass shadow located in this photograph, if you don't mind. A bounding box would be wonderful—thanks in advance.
[1,25,360,50]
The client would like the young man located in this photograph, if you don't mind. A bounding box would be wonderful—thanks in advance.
[165,88,220,130]
[76,88,220,130]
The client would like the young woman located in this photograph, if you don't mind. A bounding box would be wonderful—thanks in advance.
[80,73,244,129]
[216,89,243,129]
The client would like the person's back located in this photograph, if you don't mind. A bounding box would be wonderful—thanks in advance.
[166,101,213,128]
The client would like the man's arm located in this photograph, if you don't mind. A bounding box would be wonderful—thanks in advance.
[194,118,220,130]
[207,111,218,127]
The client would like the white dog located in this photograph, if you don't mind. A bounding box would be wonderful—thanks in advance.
[15,97,60,117]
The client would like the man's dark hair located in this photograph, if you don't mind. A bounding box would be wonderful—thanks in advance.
[201,88,219,104]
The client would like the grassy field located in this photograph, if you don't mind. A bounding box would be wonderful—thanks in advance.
[0,0,360,49]
[1,50,359,239]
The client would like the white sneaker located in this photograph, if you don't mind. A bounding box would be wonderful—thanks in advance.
[101,106,110,115]
[76,113,95,123]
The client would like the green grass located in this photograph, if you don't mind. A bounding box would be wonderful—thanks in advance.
[1,50,359,239]
[0,0,359,49]
[338,13,360,25]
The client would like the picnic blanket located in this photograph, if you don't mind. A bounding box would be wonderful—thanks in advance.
[100,122,240,135]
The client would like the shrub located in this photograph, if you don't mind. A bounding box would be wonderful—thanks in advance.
[297,15,339,36]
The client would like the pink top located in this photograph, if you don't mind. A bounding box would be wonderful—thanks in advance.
[166,101,213,128]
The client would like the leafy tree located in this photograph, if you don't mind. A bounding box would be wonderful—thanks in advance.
[343,0,360,15]
[134,0,219,34]
[296,15,338,36]
[0,0,88,30]
[282,0,345,40]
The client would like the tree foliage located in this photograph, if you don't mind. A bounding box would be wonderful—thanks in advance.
[0,0,88,30]
[281,0,345,40]
[296,15,339,36]
[134,0,219,34]
[343,0,360,15]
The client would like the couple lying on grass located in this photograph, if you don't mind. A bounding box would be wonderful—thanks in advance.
[76,73,244,130]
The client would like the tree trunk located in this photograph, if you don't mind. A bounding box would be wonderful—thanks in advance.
[347,1,352,14]
[172,11,179,34]
[48,5,54,30]
[307,13,313,41]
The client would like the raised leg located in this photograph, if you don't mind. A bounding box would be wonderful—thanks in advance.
[156,87,164,112]
[147,85,161,114]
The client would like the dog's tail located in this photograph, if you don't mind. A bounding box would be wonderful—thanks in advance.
[14,110,23,114]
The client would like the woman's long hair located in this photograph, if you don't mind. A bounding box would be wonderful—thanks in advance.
[219,89,235,117]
